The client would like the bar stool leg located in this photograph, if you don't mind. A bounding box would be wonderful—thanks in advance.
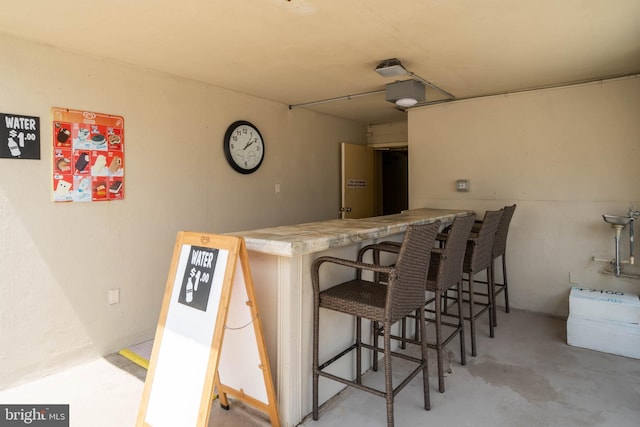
[434,288,445,393]
[414,308,420,344]
[442,289,449,315]
[356,316,362,384]
[468,271,477,357]
[371,247,383,370]
[502,255,510,313]
[312,294,320,420]
[418,307,431,410]
[383,321,394,427]
[492,258,499,327]
[456,281,466,366]
[488,264,495,338]
[372,321,379,372]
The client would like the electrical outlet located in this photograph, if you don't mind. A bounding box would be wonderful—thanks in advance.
[108,288,120,305]
[456,179,470,192]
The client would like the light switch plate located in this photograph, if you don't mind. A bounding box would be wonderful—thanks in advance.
[109,288,120,305]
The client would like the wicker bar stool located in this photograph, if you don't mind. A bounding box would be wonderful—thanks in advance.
[311,222,440,427]
[459,210,503,357]
[492,204,516,323]
[469,205,516,326]
[357,215,476,393]
[423,214,476,392]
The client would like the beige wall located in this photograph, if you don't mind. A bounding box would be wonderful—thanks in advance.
[408,76,640,317]
[0,34,366,388]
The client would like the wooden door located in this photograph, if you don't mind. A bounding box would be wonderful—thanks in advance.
[340,142,375,219]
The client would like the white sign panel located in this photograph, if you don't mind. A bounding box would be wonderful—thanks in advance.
[145,245,228,427]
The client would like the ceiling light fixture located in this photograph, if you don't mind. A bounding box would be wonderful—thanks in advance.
[385,79,425,107]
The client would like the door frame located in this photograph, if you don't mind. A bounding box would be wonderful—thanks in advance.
[341,142,408,219]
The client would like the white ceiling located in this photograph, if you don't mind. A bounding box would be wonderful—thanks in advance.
[2,0,639,124]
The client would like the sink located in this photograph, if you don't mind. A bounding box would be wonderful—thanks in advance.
[602,214,632,226]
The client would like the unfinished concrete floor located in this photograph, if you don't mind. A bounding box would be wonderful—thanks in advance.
[0,309,638,426]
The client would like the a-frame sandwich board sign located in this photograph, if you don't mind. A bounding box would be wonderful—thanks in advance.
[136,232,280,427]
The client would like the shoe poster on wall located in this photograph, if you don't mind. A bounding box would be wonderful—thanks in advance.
[51,107,124,202]
[0,112,40,159]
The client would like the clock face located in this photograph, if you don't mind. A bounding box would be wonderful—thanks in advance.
[223,121,264,174]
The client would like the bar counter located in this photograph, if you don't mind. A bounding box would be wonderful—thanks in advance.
[228,208,472,426]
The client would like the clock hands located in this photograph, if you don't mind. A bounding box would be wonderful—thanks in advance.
[243,132,255,150]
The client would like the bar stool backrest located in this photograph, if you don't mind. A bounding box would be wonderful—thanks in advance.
[388,221,440,321]
[431,214,476,290]
[493,204,516,258]
[466,210,503,272]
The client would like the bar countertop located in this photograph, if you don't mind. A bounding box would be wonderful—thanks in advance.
[228,208,473,257]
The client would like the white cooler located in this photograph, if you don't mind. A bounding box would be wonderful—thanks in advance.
[566,286,640,359]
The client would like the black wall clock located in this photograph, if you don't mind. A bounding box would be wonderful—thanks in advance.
[223,120,265,174]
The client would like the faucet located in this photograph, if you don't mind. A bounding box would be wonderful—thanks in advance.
[593,205,640,278]
[628,204,639,265]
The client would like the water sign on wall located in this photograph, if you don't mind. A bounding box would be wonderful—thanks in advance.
[0,112,40,160]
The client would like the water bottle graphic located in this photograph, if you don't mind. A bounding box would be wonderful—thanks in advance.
[186,275,194,303]
[8,137,20,157]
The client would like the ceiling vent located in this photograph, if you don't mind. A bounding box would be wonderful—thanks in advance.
[374,58,408,77]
